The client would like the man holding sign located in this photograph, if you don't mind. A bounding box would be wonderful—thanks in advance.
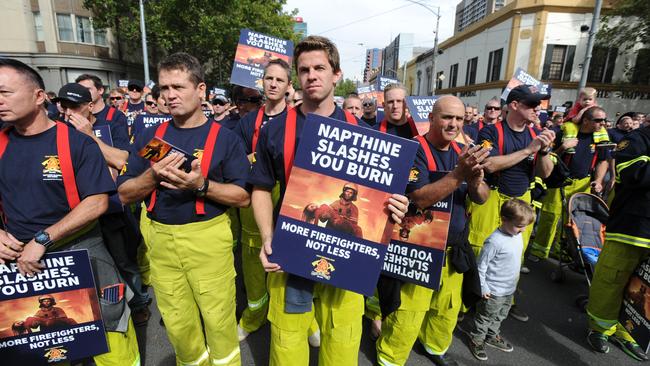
[376,95,490,366]
[0,59,139,365]
[249,35,408,366]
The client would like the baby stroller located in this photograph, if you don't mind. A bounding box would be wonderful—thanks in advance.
[550,192,609,310]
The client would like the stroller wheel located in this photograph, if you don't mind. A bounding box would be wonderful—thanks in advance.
[575,295,589,312]
[551,268,565,283]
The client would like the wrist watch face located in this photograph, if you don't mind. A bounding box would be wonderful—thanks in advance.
[35,231,50,245]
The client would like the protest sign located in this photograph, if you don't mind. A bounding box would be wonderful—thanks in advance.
[270,114,418,295]
[138,136,196,173]
[0,250,108,364]
[405,96,438,135]
[382,172,451,289]
[620,259,650,352]
[117,80,129,88]
[230,29,294,90]
[376,76,399,92]
[501,67,552,109]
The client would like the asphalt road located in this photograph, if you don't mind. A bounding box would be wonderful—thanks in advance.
[135,255,640,365]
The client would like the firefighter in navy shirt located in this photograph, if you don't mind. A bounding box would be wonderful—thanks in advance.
[468,85,555,322]
[248,35,408,366]
[373,83,419,139]
[235,58,292,342]
[132,86,172,144]
[376,95,490,366]
[0,58,140,366]
[117,53,249,366]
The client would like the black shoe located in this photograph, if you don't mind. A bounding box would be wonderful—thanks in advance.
[159,317,165,327]
[610,336,648,361]
[508,305,529,322]
[469,340,488,361]
[427,353,459,366]
[485,335,514,352]
[457,312,465,323]
[587,331,609,353]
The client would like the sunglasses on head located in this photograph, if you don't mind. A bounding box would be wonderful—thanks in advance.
[146,101,157,107]
[110,96,123,101]
[486,106,500,111]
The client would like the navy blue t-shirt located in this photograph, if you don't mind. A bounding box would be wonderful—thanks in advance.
[117,119,249,225]
[236,108,286,155]
[373,119,417,139]
[125,101,145,114]
[463,123,480,143]
[92,106,130,151]
[218,113,242,131]
[408,140,468,234]
[554,130,607,179]
[248,106,368,218]
[478,122,540,197]
[0,125,115,241]
[131,113,171,145]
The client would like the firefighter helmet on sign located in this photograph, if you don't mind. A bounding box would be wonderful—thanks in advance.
[38,295,56,306]
[340,182,359,201]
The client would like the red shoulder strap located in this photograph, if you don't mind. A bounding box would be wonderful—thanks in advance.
[495,121,504,156]
[343,110,358,125]
[478,120,484,131]
[251,106,265,153]
[106,107,116,122]
[415,135,437,172]
[528,126,537,139]
[195,122,221,215]
[56,123,81,209]
[147,122,170,213]
[120,101,128,112]
[450,141,462,155]
[284,109,357,182]
[379,119,387,133]
[284,108,298,181]
[0,127,11,159]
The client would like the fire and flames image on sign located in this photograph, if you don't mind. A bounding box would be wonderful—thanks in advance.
[271,113,418,296]
[230,29,294,89]
[620,260,650,352]
[0,250,108,365]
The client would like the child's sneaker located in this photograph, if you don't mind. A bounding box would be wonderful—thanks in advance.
[485,335,514,352]
[469,339,488,361]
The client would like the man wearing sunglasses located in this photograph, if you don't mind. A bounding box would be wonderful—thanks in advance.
[361,97,383,127]
[220,86,263,130]
[122,80,146,114]
[132,86,172,144]
[468,85,556,322]
[464,98,501,144]
[212,94,231,122]
[530,106,611,262]
[109,89,125,109]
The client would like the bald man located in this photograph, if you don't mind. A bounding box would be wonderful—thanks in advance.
[376,96,490,366]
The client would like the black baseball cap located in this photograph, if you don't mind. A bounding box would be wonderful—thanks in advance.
[212,95,229,105]
[506,84,550,107]
[52,83,92,104]
[128,80,144,90]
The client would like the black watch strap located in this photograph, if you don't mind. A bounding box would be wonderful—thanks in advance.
[195,179,209,197]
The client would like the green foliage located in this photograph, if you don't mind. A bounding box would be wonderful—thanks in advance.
[84,0,299,85]
[334,79,357,97]
[598,0,650,50]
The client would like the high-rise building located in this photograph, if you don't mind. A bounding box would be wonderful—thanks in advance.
[363,48,382,82]
[380,33,430,80]
[293,17,308,40]
[454,0,508,34]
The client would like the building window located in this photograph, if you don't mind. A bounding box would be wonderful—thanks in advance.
[436,71,444,90]
[94,28,107,46]
[465,57,478,86]
[542,44,576,81]
[486,48,503,82]
[449,63,458,88]
[56,13,74,42]
[76,16,93,43]
[416,70,422,96]
[426,67,432,95]
[33,12,44,42]
[632,49,650,85]
[587,46,617,83]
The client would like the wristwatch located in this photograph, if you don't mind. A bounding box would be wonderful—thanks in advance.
[195,178,209,197]
[34,230,54,249]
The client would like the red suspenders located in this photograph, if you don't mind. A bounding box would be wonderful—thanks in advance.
[379,116,419,137]
[0,123,80,209]
[106,106,116,122]
[146,121,221,215]
[414,135,461,172]
[283,109,357,181]
[251,106,266,153]
[494,121,537,156]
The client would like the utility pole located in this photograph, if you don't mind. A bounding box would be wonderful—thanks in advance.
[139,0,150,82]
[577,0,603,94]
[405,1,441,95]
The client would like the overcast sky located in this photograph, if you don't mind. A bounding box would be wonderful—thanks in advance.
[283,0,458,82]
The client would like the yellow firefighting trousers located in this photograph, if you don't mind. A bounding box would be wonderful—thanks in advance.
[376,250,462,365]
[267,271,363,366]
[587,239,650,342]
[147,214,240,366]
[530,177,591,259]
